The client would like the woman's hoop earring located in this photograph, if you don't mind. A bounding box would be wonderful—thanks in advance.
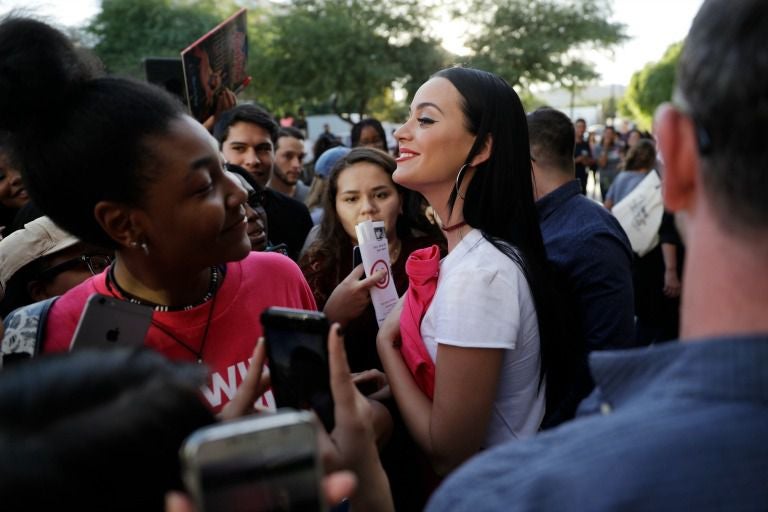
[455,163,470,200]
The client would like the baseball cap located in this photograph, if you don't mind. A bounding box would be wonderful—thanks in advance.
[0,216,79,300]
[314,146,350,178]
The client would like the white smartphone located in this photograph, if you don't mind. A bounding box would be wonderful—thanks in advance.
[180,409,326,512]
[69,293,153,351]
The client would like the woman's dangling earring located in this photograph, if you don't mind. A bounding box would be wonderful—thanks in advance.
[455,163,470,200]
[130,240,150,256]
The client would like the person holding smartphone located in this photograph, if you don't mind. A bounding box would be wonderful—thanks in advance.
[0,326,395,512]
[0,17,315,413]
[300,147,443,510]
[377,67,567,477]
[300,147,441,374]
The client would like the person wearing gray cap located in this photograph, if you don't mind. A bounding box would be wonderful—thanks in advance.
[306,145,352,227]
[1,216,112,365]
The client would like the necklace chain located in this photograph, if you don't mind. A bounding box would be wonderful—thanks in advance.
[441,220,468,232]
[105,264,222,363]
[107,265,219,312]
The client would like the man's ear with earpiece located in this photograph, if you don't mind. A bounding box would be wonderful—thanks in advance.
[655,104,699,212]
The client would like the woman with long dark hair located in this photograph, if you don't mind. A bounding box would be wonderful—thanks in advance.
[301,147,440,372]
[377,67,563,476]
[351,118,389,153]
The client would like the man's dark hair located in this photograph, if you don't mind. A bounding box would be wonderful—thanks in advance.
[277,126,305,143]
[527,107,575,175]
[213,104,279,146]
[677,0,768,231]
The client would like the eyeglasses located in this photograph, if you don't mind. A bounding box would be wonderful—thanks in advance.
[37,254,113,281]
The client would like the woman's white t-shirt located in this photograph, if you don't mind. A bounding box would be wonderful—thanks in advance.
[421,228,545,446]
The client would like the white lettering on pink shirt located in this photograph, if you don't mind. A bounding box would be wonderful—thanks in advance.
[201,360,275,410]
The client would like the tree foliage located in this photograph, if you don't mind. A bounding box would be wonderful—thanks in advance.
[85,0,238,77]
[81,0,628,123]
[461,0,626,88]
[250,0,449,122]
[620,41,682,130]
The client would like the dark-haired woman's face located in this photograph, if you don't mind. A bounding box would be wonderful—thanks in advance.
[137,116,250,269]
[393,77,475,196]
[0,153,29,209]
[357,126,386,152]
[335,162,402,244]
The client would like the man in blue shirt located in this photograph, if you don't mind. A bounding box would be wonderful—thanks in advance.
[530,107,635,352]
[427,0,768,509]
[529,106,636,425]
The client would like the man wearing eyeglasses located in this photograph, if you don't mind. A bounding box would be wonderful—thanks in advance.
[426,0,768,509]
[0,215,112,318]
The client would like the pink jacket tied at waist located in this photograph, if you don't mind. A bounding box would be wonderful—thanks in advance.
[400,244,441,400]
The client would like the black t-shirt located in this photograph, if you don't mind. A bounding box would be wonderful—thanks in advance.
[263,189,313,261]
[574,141,592,174]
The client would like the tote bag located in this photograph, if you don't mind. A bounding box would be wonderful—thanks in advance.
[611,170,663,256]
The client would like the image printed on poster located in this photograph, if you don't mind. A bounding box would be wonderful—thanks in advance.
[181,8,249,122]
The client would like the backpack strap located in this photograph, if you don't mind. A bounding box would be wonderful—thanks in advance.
[1,296,59,368]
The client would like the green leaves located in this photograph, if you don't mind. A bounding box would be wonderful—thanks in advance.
[621,42,683,129]
[85,0,237,77]
[80,0,627,122]
[249,0,446,120]
[462,0,626,89]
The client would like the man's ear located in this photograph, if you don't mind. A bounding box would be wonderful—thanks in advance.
[93,201,144,249]
[469,134,493,168]
[655,104,699,212]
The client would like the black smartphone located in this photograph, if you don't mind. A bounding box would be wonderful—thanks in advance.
[352,245,365,281]
[260,307,334,432]
[352,245,363,269]
[181,410,326,512]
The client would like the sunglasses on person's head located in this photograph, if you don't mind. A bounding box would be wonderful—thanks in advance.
[37,254,113,281]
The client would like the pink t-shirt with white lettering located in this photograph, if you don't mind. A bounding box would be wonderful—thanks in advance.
[42,251,316,412]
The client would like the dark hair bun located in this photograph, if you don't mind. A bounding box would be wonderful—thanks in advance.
[0,17,99,132]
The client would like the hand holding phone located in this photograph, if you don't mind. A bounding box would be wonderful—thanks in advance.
[181,410,325,512]
[261,308,334,431]
[352,246,363,273]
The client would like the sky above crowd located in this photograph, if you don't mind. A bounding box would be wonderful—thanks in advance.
[0,0,704,87]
